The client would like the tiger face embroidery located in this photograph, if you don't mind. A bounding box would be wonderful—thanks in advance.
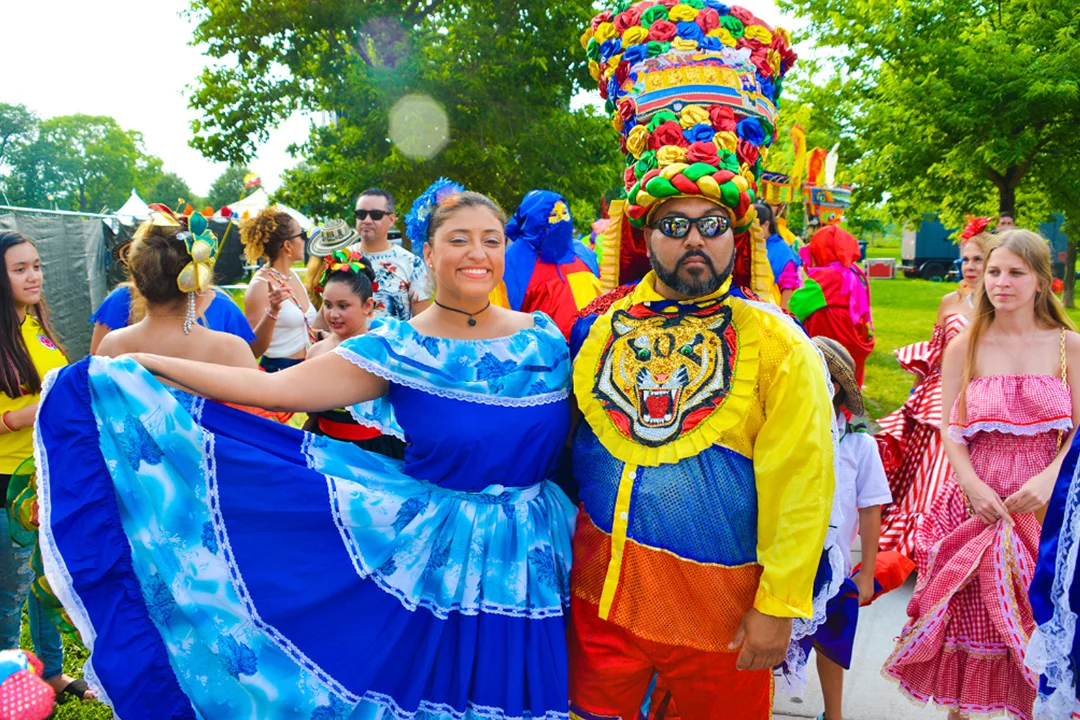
[593,303,736,446]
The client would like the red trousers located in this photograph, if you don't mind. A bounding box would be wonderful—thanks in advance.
[568,599,773,720]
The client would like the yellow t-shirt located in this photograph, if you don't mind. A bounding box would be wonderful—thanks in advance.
[0,315,67,474]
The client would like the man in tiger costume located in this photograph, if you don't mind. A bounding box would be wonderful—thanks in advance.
[568,4,835,719]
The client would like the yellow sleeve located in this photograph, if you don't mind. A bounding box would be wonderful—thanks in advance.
[752,338,835,618]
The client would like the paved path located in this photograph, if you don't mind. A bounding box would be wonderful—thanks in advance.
[773,573,943,720]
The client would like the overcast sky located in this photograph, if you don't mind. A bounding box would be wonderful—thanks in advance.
[3,0,807,199]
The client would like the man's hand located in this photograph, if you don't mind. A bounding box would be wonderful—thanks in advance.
[729,608,792,671]
[853,569,875,606]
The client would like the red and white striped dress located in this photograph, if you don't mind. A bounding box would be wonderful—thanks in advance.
[883,374,1072,720]
[876,313,969,557]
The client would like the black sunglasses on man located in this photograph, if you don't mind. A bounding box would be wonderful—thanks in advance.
[355,209,389,222]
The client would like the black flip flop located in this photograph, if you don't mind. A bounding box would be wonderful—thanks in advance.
[60,678,90,700]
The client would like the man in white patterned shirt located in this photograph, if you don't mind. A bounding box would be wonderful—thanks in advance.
[353,188,432,321]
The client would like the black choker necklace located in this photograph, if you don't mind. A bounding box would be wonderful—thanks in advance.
[433,299,491,327]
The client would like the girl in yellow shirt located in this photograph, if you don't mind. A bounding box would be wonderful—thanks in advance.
[0,231,90,701]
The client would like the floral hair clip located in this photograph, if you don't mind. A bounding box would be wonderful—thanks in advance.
[176,212,220,334]
[404,178,465,253]
[314,250,379,295]
[958,215,992,243]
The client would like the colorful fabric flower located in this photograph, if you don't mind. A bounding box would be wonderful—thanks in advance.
[672,38,699,51]
[714,130,738,153]
[679,104,711,129]
[668,3,700,21]
[591,10,613,31]
[676,20,705,42]
[736,117,765,145]
[657,145,689,166]
[636,150,659,176]
[600,38,623,63]
[649,19,678,41]
[623,43,649,63]
[737,139,760,167]
[595,21,618,42]
[718,14,744,37]
[651,120,690,148]
[626,124,650,158]
[684,123,716,144]
[614,6,644,33]
[696,7,720,32]
[641,4,669,27]
[729,5,754,24]
[647,110,679,132]
[708,104,737,132]
[623,25,649,45]
[646,40,671,57]
[686,141,720,165]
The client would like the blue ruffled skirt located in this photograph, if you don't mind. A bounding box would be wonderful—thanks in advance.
[36,358,574,720]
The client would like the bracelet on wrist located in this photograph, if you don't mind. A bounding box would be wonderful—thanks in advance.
[1,412,14,433]
[265,308,279,320]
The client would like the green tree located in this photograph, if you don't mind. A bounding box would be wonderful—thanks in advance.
[185,0,619,226]
[206,164,252,211]
[3,114,149,212]
[141,170,200,209]
[0,104,36,171]
[780,0,1080,226]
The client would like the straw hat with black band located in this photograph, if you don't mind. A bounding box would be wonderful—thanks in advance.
[813,335,865,418]
[307,218,359,257]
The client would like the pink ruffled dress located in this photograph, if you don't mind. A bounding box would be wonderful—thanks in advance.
[883,374,1072,720]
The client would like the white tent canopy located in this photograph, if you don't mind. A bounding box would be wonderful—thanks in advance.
[225,188,314,230]
[115,189,150,223]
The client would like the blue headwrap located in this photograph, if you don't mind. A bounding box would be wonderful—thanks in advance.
[503,190,599,311]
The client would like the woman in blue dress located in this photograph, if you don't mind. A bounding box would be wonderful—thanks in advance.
[36,191,575,720]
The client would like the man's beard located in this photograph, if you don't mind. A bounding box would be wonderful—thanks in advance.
[649,246,734,298]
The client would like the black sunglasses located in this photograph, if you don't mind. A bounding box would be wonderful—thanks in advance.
[284,229,308,243]
[652,215,732,239]
[354,209,389,221]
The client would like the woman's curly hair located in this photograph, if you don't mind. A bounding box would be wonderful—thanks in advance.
[240,208,294,264]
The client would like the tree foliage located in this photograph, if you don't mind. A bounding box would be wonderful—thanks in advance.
[779,0,1080,228]
[206,164,252,210]
[0,112,191,214]
[185,0,620,230]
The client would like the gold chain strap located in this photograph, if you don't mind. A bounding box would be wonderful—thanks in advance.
[1059,328,1068,454]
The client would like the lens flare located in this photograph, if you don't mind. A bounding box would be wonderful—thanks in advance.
[389,94,449,160]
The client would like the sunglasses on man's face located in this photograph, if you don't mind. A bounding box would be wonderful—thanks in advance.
[652,214,732,239]
[354,209,389,222]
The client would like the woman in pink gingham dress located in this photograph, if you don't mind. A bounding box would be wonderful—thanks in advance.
[884,230,1080,720]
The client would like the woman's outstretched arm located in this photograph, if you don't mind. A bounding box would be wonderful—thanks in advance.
[129,351,387,413]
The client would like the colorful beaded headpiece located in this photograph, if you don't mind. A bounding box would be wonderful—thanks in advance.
[584,0,796,291]
[315,249,379,295]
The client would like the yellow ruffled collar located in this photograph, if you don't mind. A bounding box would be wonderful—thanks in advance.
[574,274,759,467]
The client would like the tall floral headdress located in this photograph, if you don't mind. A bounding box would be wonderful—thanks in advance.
[584,1,797,293]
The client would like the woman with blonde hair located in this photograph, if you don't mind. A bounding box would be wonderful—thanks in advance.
[877,222,994,556]
[884,230,1080,720]
[240,208,317,371]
